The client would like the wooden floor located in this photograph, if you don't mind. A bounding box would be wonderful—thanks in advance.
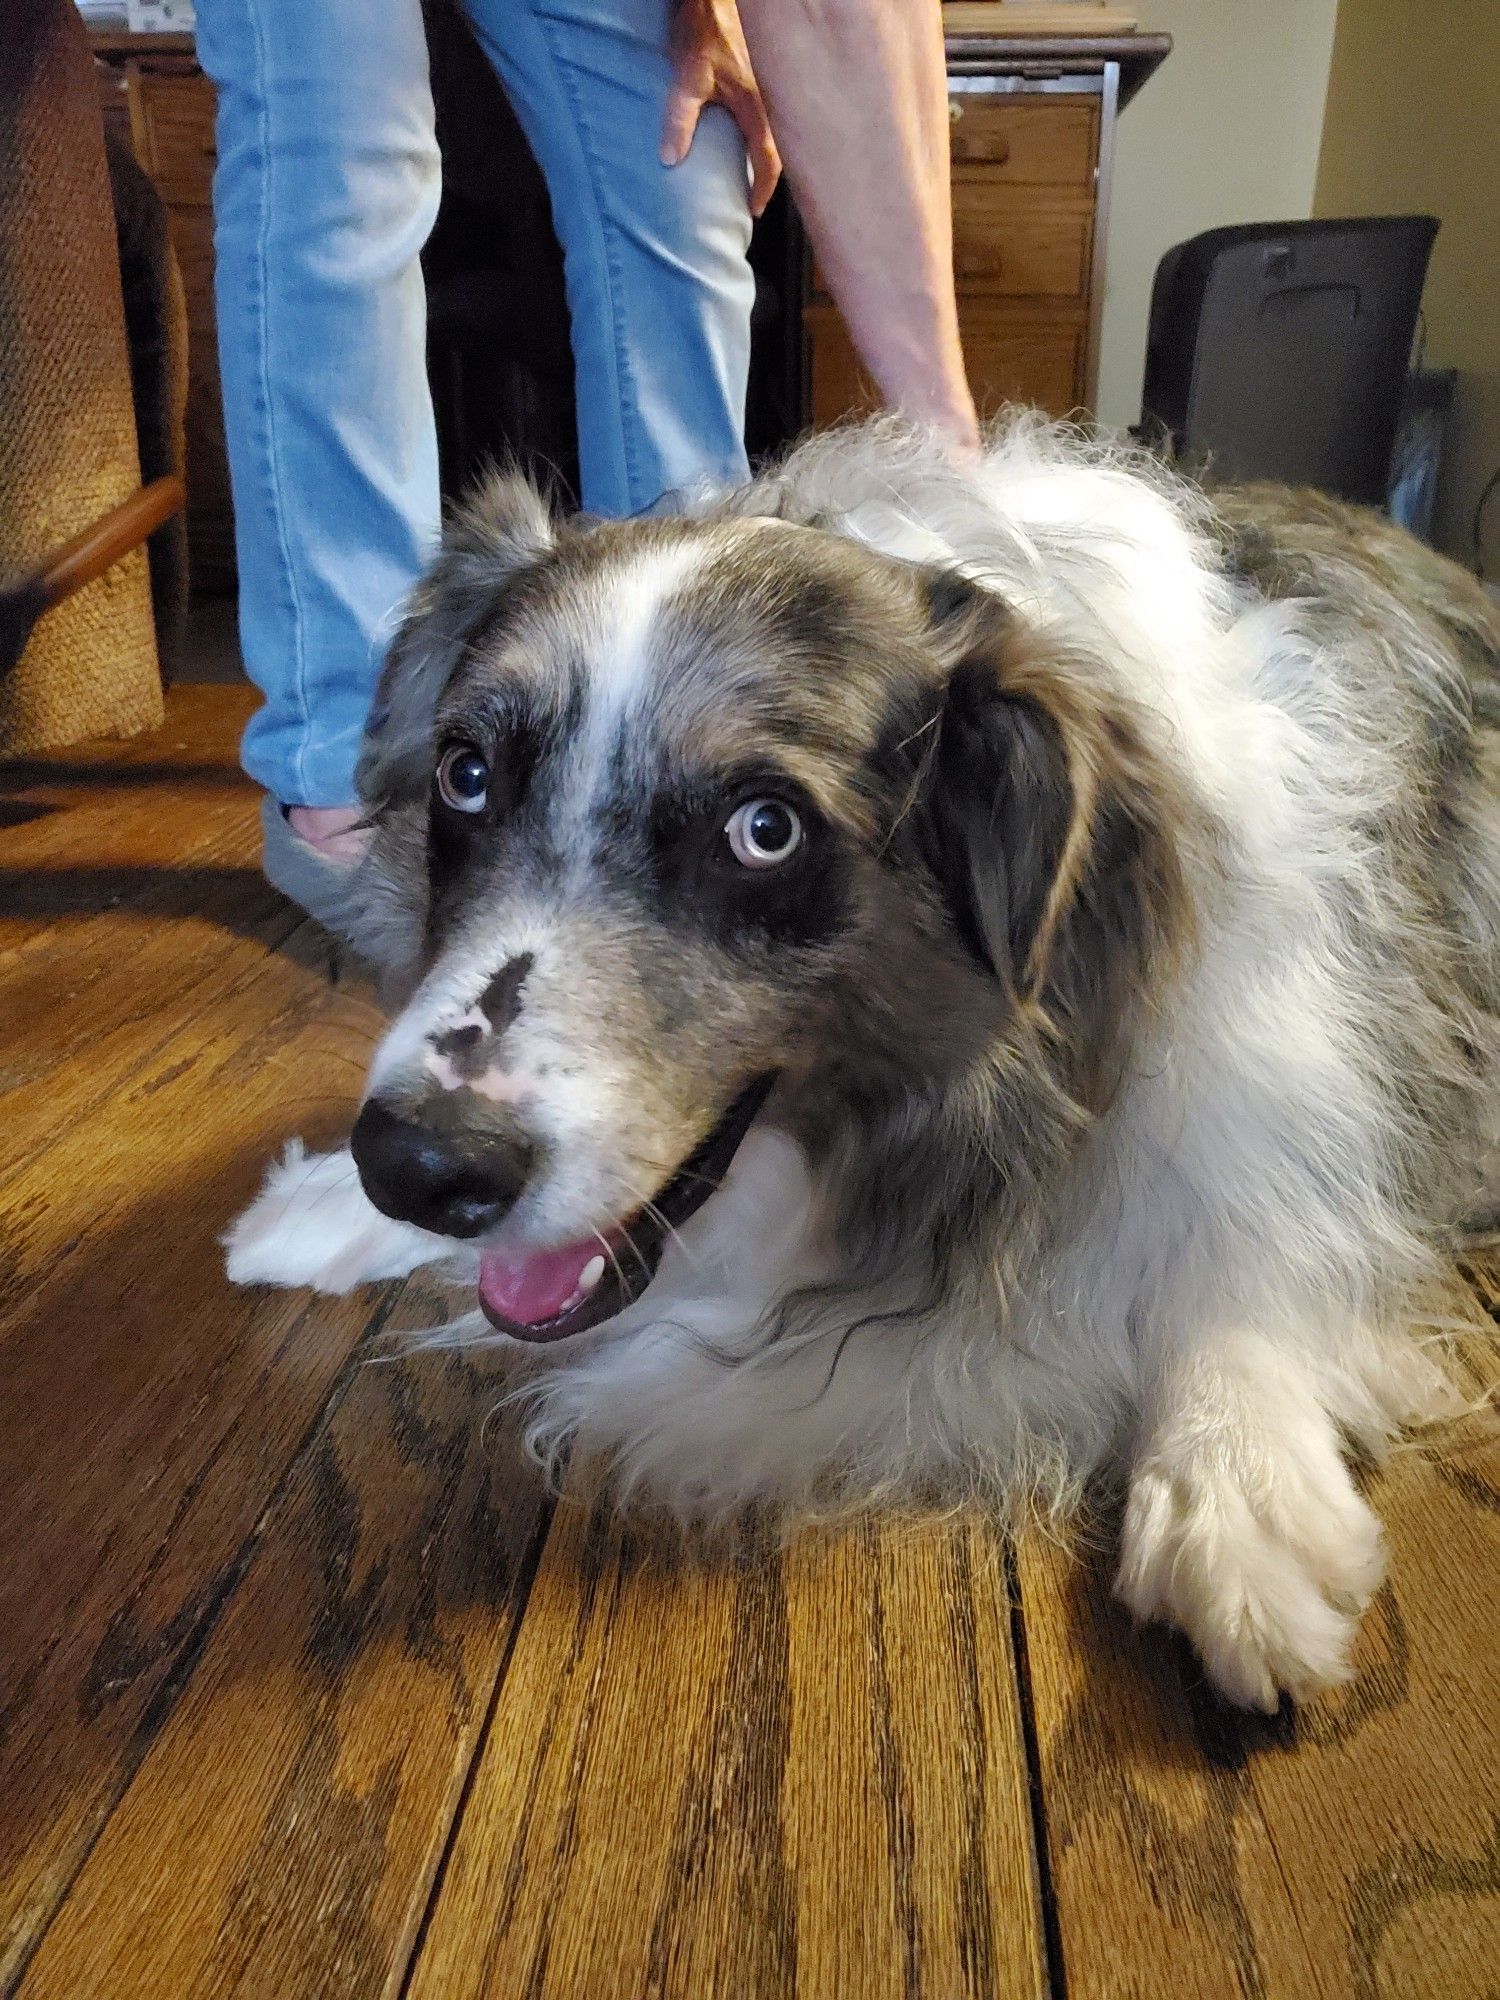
[2,685,1497,2000]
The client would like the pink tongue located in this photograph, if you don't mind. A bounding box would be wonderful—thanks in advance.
[478,1239,601,1327]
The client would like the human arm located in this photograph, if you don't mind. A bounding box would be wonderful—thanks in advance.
[734,0,979,448]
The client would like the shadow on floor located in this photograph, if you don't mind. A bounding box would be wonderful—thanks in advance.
[0,759,242,791]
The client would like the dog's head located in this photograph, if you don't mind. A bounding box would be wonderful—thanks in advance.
[351,473,1186,1339]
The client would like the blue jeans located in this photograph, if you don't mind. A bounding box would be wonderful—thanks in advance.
[195,0,755,808]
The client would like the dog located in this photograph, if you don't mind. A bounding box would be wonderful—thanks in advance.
[227,415,1500,1710]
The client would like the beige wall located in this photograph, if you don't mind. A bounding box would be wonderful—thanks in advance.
[1314,0,1500,572]
[1095,0,1342,430]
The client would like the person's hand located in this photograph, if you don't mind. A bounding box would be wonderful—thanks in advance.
[662,0,781,218]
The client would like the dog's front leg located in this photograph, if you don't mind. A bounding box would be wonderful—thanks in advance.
[1114,1329,1386,1709]
[224,1142,455,1295]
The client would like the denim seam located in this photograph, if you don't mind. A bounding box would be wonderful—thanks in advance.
[526,6,649,512]
[244,0,313,803]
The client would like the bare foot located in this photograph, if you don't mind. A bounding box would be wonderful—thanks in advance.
[285,804,370,863]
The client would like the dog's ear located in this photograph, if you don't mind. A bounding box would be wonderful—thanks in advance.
[357,470,554,807]
[912,569,1189,1073]
[914,570,1080,997]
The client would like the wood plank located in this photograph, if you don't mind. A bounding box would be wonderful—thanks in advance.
[0,881,306,1177]
[0,810,314,1151]
[0,690,342,1198]
[943,5,1139,33]
[0,685,254,936]
[404,1508,1048,2000]
[0,981,392,1983]
[0,912,370,1303]
[0,681,249,782]
[0,688,408,1984]
[0,805,271,1060]
[1015,1279,1500,2000]
[0,1289,378,1993]
[0,687,297,1143]
[14,1323,548,2000]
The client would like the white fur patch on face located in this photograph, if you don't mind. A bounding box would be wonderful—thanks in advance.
[370,924,547,1097]
[464,1065,536,1105]
[584,541,703,724]
[371,552,698,1113]
[423,1045,536,1105]
[563,541,704,824]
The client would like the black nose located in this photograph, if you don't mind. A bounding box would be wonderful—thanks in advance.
[351,1097,533,1238]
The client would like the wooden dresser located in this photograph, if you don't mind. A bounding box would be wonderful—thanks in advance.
[806,30,1169,426]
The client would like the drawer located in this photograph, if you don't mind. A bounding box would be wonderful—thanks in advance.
[962,308,1086,417]
[810,198,1092,303]
[948,95,1097,183]
[951,192,1093,298]
[806,303,1086,427]
[132,69,218,206]
[805,304,877,428]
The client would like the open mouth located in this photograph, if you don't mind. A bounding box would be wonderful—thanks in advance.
[476,1075,776,1342]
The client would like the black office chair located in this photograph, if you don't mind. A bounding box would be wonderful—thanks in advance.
[1139,215,1439,507]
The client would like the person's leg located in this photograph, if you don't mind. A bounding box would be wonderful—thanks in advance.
[460,0,755,516]
[194,0,442,813]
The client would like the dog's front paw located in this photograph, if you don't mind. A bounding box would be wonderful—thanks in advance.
[1115,1387,1385,1710]
[225,1142,452,1294]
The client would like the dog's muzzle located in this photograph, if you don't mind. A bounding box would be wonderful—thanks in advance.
[352,1074,778,1344]
[351,1096,535,1239]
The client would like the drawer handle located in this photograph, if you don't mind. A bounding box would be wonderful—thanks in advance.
[954,137,1011,165]
[949,105,1011,165]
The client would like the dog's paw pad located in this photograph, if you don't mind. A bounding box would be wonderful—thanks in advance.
[224,1143,448,1294]
[1115,1453,1384,1711]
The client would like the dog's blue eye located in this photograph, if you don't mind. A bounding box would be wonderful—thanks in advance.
[436,744,490,814]
[725,797,802,869]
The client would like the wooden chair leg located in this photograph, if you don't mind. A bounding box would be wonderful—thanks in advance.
[0,475,186,680]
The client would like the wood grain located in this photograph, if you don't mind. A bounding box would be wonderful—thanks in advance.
[403,1508,1047,2000]
[0,693,388,1984]
[17,1330,547,2000]
[950,192,1094,298]
[1015,1280,1500,2000]
[5,689,1496,2000]
[942,5,1140,34]
[0,688,319,1175]
[947,97,1098,182]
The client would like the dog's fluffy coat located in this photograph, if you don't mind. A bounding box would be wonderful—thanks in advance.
[228,415,1500,1709]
